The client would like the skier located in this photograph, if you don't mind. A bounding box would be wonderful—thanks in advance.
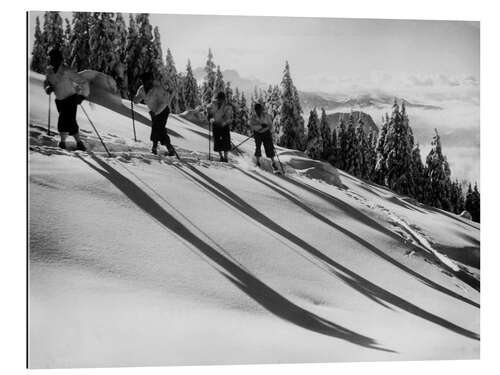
[44,47,88,151]
[207,92,233,162]
[249,103,279,171]
[133,72,176,156]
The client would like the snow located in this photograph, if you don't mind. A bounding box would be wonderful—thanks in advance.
[28,72,479,368]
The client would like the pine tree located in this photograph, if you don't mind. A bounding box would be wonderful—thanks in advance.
[89,13,119,75]
[319,108,332,160]
[165,48,180,112]
[213,65,225,98]
[237,92,250,136]
[30,16,46,73]
[330,128,339,167]
[184,59,200,109]
[382,100,415,196]
[224,81,233,104]
[465,183,480,222]
[201,49,216,105]
[337,116,348,170]
[449,179,465,214]
[62,18,72,62]
[278,61,305,150]
[356,117,370,179]
[374,113,390,184]
[425,129,452,210]
[344,113,360,176]
[411,144,426,202]
[42,11,64,51]
[306,109,322,159]
[69,12,92,71]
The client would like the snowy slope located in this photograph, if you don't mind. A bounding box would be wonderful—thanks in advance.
[28,72,479,368]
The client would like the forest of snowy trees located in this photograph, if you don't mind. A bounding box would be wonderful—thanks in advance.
[30,11,480,222]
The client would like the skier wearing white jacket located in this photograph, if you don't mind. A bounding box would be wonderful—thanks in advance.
[44,48,88,151]
[249,103,278,170]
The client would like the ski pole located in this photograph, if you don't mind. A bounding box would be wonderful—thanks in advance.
[47,94,51,136]
[231,134,253,151]
[272,142,285,174]
[130,98,137,142]
[208,121,212,161]
[79,104,112,157]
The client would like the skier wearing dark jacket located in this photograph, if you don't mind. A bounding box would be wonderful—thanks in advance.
[249,103,279,170]
[207,92,233,162]
[133,72,176,156]
[44,48,88,151]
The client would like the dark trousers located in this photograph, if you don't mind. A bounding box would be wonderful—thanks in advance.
[150,106,172,149]
[213,125,231,152]
[254,130,275,158]
[55,94,85,135]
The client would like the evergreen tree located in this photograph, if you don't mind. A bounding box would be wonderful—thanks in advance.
[237,92,250,136]
[42,11,64,51]
[30,16,46,73]
[165,48,180,112]
[213,65,225,98]
[425,129,452,210]
[337,116,348,170]
[224,81,233,105]
[356,117,371,179]
[184,59,200,109]
[319,108,332,160]
[330,128,339,167]
[89,13,120,75]
[62,18,72,62]
[201,49,216,105]
[69,12,92,71]
[278,61,305,150]
[344,113,360,176]
[411,144,426,202]
[305,109,322,159]
[374,113,390,184]
[465,183,480,222]
[364,129,378,181]
[382,100,415,196]
[449,179,465,214]
[125,14,141,96]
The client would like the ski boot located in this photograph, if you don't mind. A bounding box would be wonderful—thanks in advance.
[76,141,87,151]
[151,146,158,155]
[58,141,66,150]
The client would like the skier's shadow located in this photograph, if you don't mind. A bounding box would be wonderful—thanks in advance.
[77,154,389,352]
[276,175,481,293]
[246,170,480,307]
[175,163,479,342]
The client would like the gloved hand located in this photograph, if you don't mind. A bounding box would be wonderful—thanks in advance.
[44,85,54,95]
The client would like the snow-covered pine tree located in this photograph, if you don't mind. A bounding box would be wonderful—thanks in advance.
[278,61,305,150]
[213,65,225,99]
[69,12,91,71]
[424,128,452,210]
[31,16,46,73]
[382,100,415,196]
[356,117,370,179]
[336,115,348,170]
[41,11,64,64]
[344,112,360,176]
[374,113,390,184]
[201,49,216,105]
[329,128,339,167]
[62,18,72,63]
[306,109,322,160]
[411,144,426,202]
[125,14,140,96]
[319,108,332,160]
[238,92,250,136]
[464,183,480,222]
[165,48,180,112]
[449,179,465,214]
[89,13,119,75]
[365,129,377,181]
[184,59,200,110]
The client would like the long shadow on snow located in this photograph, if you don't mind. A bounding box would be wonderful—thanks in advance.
[251,171,479,308]
[278,175,481,294]
[176,164,479,341]
[77,154,386,351]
